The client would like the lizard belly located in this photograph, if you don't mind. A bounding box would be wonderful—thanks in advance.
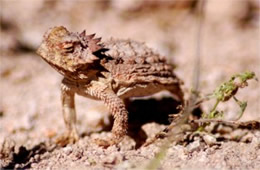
[116,83,167,99]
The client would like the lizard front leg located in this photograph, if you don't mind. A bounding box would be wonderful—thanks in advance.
[56,80,79,146]
[87,83,128,147]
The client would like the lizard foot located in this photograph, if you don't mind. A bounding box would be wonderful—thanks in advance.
[94,136,123,148]
[94,138,114,148]
[55,131,79,147]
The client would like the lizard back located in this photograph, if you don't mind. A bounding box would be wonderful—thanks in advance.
[99,39,181,87]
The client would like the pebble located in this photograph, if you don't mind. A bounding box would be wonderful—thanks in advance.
[203,134,218,146]
[34,154,40,161]
[14,164,20,169]
[187,140,201,152]
[63,146,73,155]
[29,157,35,163]
[31,163,37,168]
[42,151,50,159]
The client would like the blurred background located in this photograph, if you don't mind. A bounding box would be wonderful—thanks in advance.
[0,0,259,144]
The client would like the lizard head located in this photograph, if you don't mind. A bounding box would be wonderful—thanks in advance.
[37,26,104,80]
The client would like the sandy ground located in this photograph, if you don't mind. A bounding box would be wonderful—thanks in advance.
[1,0,260,169]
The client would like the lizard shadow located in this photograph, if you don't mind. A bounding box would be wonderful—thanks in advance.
[126,97,181,149]
[100,97,201,149]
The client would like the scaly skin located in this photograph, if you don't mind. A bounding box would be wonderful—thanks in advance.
[37,26,184,147]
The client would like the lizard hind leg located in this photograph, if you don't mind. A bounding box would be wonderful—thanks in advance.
[87,84,128,148]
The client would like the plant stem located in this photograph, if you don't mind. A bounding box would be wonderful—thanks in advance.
[209,99,220,118]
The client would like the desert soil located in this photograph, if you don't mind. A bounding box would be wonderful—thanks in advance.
[0,0,260,169]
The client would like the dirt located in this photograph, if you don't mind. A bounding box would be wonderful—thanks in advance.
[0,0,260,169]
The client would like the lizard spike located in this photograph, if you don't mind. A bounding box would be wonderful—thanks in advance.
[92,37,102,43]
[88,43,103,52]
[85,58,94,63]
[86,33,96,41]
[80,30,86,37]
[89,53,99,60]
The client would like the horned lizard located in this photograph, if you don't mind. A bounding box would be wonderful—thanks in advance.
[37,26,184,147]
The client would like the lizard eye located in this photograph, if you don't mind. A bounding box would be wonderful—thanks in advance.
[61,42,74,53]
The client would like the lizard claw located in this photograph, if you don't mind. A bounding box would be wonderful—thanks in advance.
[55,130,79,147]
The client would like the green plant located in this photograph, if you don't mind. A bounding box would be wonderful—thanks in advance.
[206,71,256,120]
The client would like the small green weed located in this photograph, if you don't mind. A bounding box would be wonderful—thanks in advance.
[206,71,256,120]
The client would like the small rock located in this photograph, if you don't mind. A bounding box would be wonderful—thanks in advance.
[31,163,37,168]
[63,146,73,155]
[29,157,35,163]
[187,140,201,152]
[14,164,20,169]
[102,153,123,165]
[34,154,40,161]
[203,134,218,146]
[42,151,50,159]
